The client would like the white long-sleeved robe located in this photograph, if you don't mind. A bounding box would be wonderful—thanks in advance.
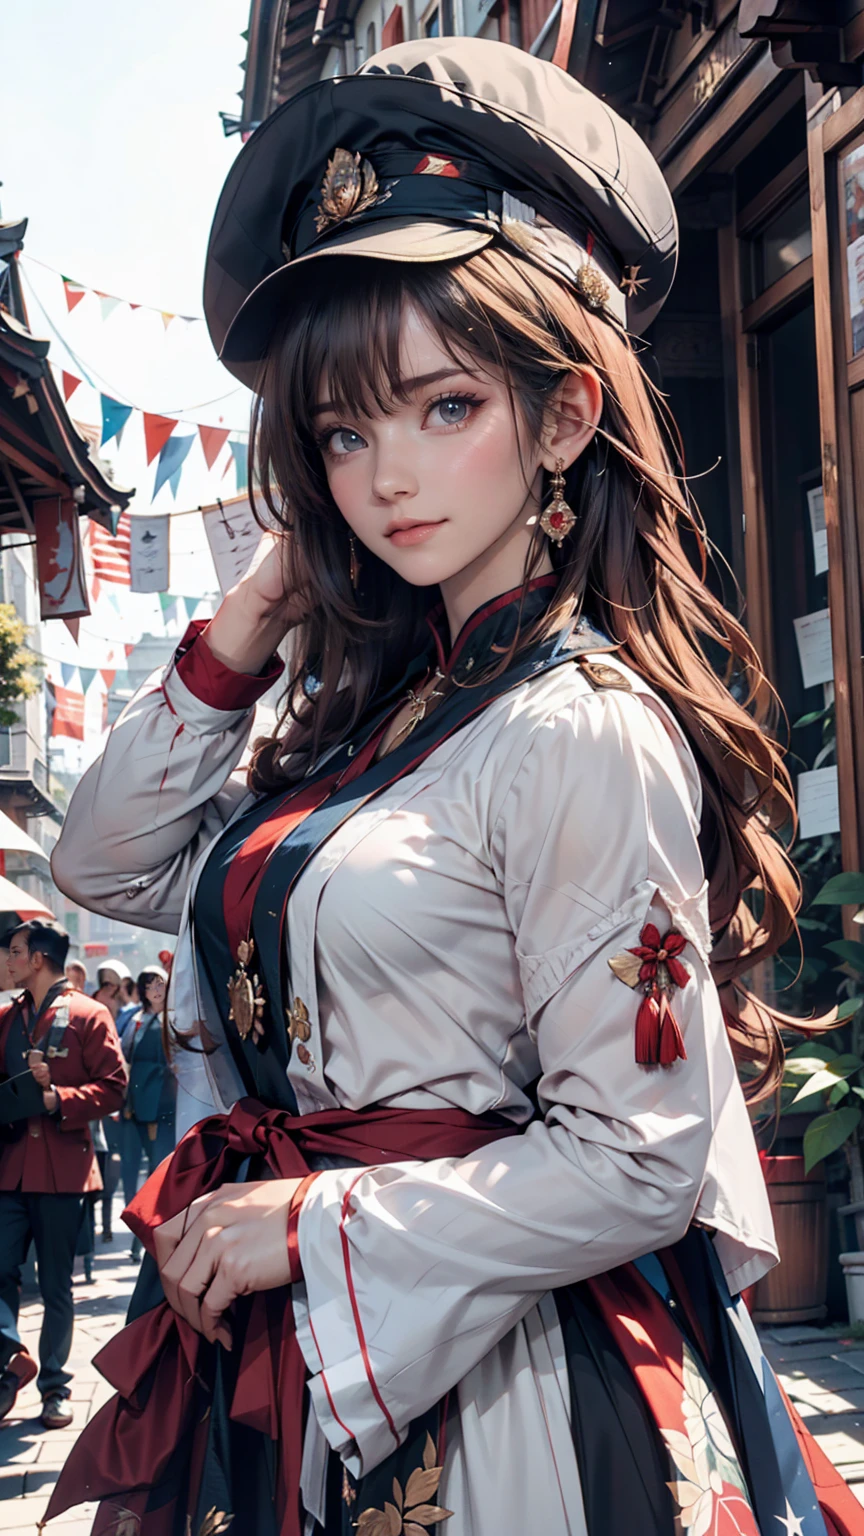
[51,634,777,1536]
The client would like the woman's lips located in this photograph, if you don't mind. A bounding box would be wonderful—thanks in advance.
[386,521,443,548]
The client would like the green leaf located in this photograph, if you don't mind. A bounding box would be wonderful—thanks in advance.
[813,873,864,907]
[798,917,831,932]
[804,1106,862,1172]
[791,1055,864,1104]
[794,709,830,728]
[830,1081,851,1104]
[835,998,864,1022]
[825,940,864,973]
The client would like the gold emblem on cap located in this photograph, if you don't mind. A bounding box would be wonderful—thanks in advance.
[315,148,390,235]
[573,262,610,313]
[620,264,648,300]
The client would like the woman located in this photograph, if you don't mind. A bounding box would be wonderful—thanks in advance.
[117,967,174,1257]
[48,37,862,1536]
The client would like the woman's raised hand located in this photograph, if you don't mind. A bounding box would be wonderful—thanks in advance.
[203,531,304,678]
[153,1178,303,1349]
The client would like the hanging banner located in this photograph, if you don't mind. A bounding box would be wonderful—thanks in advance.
[32,498,90,622]
[130,514,170,592]
[61,276,86,312]
[152,433,195,501]
[198,424,230,470]
[228,439,248,492]
[201,494,263,595]
[61,372,81,402]
[86,512,132,599]
[100,394,133,448]
[143,413,177,465]
[47,682,85,742]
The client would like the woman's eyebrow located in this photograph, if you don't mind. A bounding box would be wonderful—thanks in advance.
[312,367,474,417]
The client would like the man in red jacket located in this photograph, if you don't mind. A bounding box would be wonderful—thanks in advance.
[0,921,126,1428]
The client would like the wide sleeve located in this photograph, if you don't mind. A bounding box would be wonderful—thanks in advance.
[50,623,283,933]
[292,686,728,1477]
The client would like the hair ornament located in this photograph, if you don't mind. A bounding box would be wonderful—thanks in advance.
[314,148,390,235]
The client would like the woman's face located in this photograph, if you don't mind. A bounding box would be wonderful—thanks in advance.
[314,304,544,588]
[145,976,166,1011]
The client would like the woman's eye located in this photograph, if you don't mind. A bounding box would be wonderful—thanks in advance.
[428,396,476,427]
[324,428,366,456]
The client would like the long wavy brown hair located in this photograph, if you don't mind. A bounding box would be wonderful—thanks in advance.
[247,245,810,1102]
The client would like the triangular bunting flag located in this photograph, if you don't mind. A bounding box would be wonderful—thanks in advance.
[198,424,230,470]
[229,439,248,493]
[152,433,195,501]
[63,617,80,643]
[100,668,116,689]
[61,275,86,312]
[62,371,81,402]
[79,667,97,694]
[143,413,177,465]
[100,394,133,448]
[161,312,174,331]
[129,303,141,311]
[98,294,122,323]
[124,642,136,658]
[60,662,79,690]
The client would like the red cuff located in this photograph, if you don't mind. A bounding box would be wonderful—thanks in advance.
[172,620,284,711]
[287,1172,319,1283]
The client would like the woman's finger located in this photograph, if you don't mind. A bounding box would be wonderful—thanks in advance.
[153,1184,251,1285]
[167,1225,224,1335]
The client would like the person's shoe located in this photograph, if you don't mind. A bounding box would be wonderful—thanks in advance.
[101,1229,113,1243]
[84,1258,93,1284]
[0,1351,37,1421]
[130,1236,142,1263]
[41,1393,73,1429]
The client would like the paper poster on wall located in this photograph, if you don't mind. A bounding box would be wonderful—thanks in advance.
[130,514,170,593]
[201,494,265,596]
[32,498,90,621]
[844,143,864,357]
[806,485,829,576]
[793,608,833,689]
[798,766,840,839]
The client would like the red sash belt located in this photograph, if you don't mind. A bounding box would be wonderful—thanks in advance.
[45,1098,517,1536]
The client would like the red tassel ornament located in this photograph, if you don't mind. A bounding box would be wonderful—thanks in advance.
[609,923,690,1067]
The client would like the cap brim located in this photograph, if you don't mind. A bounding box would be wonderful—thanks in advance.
[220,218,493,388]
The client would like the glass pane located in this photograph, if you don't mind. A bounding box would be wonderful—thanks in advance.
[759,191,812,292]
[424,8,440,33]
[842,143,864,356]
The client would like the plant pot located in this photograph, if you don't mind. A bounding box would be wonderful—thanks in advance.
[839,1252,864,1324]
[750,1155,828,1324]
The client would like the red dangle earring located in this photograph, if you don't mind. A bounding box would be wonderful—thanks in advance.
[540,458,577,544]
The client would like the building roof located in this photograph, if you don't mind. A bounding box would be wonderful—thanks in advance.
[0,219,133,537]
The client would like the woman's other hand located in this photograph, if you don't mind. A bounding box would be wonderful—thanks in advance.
[204,532,304,677]
[153,1179,303,1349]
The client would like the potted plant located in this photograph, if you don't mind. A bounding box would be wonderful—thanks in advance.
[779,871,864,1321]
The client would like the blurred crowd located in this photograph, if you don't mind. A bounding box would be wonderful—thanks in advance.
[0,924,175,1430]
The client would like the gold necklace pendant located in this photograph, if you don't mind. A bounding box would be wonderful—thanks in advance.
[228,938,265,1042]
[399,670,446,742]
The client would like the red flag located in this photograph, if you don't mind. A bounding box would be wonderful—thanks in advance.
[143,413,176,465]
[124,642,136,658]
[86,513,132,598]
[49,684,85,741]
[61,276,86,312]
[198,424,230,470]
[100,668,117,689]
[62,371,81,402]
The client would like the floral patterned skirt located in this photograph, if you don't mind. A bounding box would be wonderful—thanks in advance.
[65,1229,864,1536]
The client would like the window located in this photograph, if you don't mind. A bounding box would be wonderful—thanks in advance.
[423,2,440,33]
[366,20,376,54]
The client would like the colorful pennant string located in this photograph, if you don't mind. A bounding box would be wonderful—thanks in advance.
[152,434,195,501]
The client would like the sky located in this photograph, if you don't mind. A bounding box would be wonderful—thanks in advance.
[0,0,255,572]
[0,2,262,762]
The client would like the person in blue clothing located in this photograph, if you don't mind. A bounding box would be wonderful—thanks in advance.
[116,966,174,1259]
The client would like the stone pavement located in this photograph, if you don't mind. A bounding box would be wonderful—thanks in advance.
[5,1240,864,1534]
[0,1215,139,1536]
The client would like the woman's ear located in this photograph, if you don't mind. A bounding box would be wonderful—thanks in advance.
[540,366,603,473]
